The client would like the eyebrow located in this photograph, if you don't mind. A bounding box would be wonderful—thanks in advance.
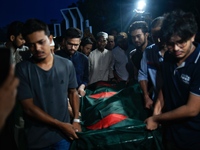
[67,41,79,45]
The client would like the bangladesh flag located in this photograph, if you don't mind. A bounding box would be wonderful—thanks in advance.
[70,81,163,150]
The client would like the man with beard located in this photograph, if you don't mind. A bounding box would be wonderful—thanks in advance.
[88,32,114,84]
[3,21,30,63]
[16,19,81,150]
[128,21,151,79]
[138,16,167,109]
[55,27,89,97]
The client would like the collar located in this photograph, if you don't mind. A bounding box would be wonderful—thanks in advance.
[184,42,200,64]
[62,49,77,57]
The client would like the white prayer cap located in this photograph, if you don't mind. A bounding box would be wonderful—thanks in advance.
[97,32,108,39]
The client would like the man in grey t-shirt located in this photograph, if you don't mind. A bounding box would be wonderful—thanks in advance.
[16,19,81,150]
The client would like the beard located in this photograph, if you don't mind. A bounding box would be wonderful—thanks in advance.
[13,42,23,50]
[32,55,45,63]
[135,39,146,50]
[31,50,46,62]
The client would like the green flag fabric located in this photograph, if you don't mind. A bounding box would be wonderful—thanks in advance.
[70,81,163,150]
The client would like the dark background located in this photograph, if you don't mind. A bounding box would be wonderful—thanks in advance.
[1,0,200,41]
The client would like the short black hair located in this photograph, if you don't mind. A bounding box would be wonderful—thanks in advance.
[22,19,50,39]
[64,27,82,39]
[81,37,93,47]
[7,21,24,40]
[128,21,149,34]
[150,16,165,29]
[161,10,198,42]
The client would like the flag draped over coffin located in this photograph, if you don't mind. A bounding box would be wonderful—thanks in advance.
[70,81,163,150]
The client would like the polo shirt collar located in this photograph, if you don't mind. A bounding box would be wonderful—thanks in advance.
[184,42,200,65]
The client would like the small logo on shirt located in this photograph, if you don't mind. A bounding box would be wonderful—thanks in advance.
[60,80,64,84]
[181,74,190,84]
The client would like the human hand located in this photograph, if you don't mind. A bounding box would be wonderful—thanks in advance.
[72,122,82,132]
[78,89,86,97]
[144,95,153,109]
[59,122,79,140]
[144,116,158,130]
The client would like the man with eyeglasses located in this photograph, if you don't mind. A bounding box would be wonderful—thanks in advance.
[128,21,151,80]
[55,27,89,97]
[145,10,200,150]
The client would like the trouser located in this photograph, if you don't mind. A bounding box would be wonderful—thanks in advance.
[29,139,71,150]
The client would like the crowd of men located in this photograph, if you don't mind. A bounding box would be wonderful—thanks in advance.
[0,9,200,150]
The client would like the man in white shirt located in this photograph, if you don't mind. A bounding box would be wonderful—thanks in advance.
[88,32,114,84]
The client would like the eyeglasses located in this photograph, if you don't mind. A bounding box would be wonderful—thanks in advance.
[167,40,187,49]
[66,41,79,48]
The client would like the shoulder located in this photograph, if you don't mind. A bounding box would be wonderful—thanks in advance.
[76,51,88,60]
[54,55,73,66]
[89,49,97,56]
[112,46,120,52]
[146,44,156,50]
[145,44,159,55]
[54,49,66,56]
[15,59,33,75]
[129,48,136,57]
[16,59,32,67]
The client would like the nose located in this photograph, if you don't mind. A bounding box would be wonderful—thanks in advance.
[174,44,180,51]
[133,37,139,42]
[35,43,41,50]
[22,39,26,44]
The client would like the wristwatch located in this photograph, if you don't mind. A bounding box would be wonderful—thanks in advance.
[73,118,81,123]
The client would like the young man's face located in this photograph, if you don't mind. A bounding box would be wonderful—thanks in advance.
[97,36,107,51]
[131,29,148,49]
[64,38,81,56]
[81,44,92,56]
[106,36,115,50]
[26,31,51,61]
[12,34,25,49]
[167,35,195,61]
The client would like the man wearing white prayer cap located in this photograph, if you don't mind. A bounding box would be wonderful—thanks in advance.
[88,31,114,84]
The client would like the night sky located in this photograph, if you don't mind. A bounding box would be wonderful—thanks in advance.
[0,0,78,28]
[1,0,200,31]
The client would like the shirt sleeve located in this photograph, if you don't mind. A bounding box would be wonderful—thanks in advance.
[190,65,200,96]
[108,52,114,78]
[138,50,148,82]
[15,63,33,101]
[68,61,78,89]
[82,57,89,86]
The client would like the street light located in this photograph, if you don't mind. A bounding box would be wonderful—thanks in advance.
[134,0,146,14]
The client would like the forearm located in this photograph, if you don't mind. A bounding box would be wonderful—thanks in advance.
[139,80,149,96]
[153,90,164,115]
[154,105,198,123]
[22,101,62,128]
[68,89,80,119]
[22,99,80,139]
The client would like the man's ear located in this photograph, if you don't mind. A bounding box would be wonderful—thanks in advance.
[191,35,196,42]
[145,32,149,38]
[10,35,15,42]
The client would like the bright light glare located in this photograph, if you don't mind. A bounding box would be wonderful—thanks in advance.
[137,1,146,10]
